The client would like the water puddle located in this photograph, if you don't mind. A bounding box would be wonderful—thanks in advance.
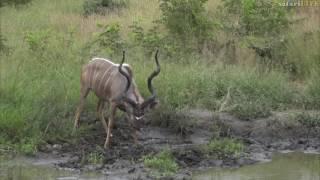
[0,156,105,180]
[1,152,319,180]
[193,152,320,180]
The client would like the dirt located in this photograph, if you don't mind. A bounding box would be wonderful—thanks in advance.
[38,109,320,180]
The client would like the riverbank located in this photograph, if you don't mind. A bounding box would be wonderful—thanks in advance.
[8,109,318,180]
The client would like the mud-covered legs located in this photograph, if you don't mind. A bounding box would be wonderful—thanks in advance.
[104,102,117,148]
[126,114,138,144]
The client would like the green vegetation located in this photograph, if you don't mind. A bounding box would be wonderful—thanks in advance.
[0,0,32,7]
[143,150,179,176]
[202,138,244,159]
[0,0,319,154]
[0,34,10,54]
[294,112,320,138]
[305,72,320,108]
[295,112,320,129]
[83,0,128,16]
[81,150,104,165]
[159,0,214,54]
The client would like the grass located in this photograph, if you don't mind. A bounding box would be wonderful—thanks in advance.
[0,0,319,154]
[202,138,244,159]
[295,112,320,129]
[143,150,179,176]
[145,64,297,119]
[81,150,104,165]
[305,72,320,109]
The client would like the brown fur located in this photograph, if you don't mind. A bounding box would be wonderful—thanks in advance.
[73,58,143,148]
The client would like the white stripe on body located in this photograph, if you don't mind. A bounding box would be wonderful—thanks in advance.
[88,62,95,88]
[88,58,132,94]
[103,69,118,94]
[92,62,103,90]
[89,61,99,88]
[97,65,114,91]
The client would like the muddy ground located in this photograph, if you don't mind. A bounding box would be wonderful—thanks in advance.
[38,109,320,180]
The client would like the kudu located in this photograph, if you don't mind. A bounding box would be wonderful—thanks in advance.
[74,50,160,148]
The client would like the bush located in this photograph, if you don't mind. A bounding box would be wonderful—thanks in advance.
[24,30,51,55]
[129,21,164,56]
[83,0,128,15]
[240,0,289,37]
[159,0,214,56]
[90,23,125,57]
[222,0,289,70]
[19,138,39,155]
[285,31,320,78]
[0,0,32,7]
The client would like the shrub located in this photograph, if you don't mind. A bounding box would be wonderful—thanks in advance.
[83,0,128,15]
[0,0,32,7]
[91,23,125,57]
[19,138,39,155]
[129,21,164,56]
[240,0,289,37]
[159,0,214,56]
[24,30,51,55]
[285,31,320,78]
[222,0,289,70]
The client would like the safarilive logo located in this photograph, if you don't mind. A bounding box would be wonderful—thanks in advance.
[278,0,320,6]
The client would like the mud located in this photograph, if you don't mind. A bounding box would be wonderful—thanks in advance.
[38,110,320,179]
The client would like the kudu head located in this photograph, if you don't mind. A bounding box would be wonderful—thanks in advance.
[118,50,160,120]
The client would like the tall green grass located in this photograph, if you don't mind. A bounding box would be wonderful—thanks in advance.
[0,0,319,153]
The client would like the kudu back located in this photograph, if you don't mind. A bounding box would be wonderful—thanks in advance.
[74,50,160,148]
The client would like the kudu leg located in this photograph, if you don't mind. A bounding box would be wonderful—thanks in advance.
[126,114,138,145]
[97,100,109,134]
[131,125,139,145]
[96,100,103,119]
[73,87,90,130]
[104,103,117,148]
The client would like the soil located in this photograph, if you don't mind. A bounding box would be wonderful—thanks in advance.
[37,109,320,180]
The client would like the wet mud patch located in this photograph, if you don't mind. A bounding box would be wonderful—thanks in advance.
[49,116,205,179]
[40,110,320,179]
